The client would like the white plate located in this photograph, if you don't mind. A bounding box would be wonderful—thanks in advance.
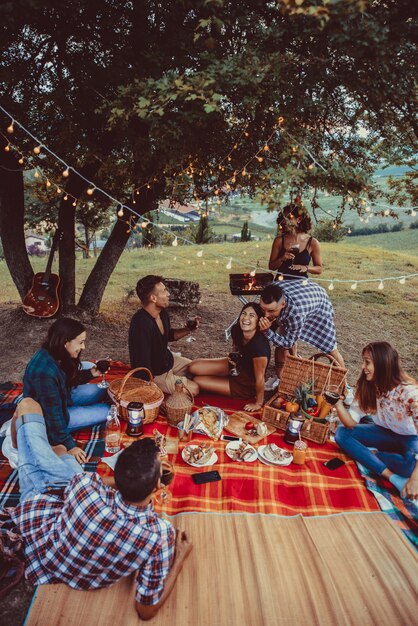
[182,446,218,467]
[225,441,257,463]
[258,445,293,466]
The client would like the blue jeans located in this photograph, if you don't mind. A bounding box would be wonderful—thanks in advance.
[68,384,109,431]
[335,423,418,478]
[16,414,82,503]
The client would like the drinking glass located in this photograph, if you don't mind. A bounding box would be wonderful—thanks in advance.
[324,385,340,429]
[228,352,240,377]
[185,318,197,343]
[155,460,174,504]
[96,357,110,389]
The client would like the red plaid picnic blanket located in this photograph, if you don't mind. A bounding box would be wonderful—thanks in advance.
[3,362,417,550]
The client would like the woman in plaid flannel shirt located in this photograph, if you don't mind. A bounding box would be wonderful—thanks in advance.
[22,318,110,464]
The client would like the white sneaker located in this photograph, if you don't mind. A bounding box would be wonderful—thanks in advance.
[343,384,354,407]
[265,376,279,391]
[1,420,18,469]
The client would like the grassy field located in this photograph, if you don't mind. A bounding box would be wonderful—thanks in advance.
[1,235,417,378]
[343,229,418,255]
[2,236,417,303]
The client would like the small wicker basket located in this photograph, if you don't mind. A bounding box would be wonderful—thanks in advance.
[164,380,194,427]
[262,353,347,445]
[108,367,164,424]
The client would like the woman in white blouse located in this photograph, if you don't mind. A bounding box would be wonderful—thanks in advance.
[334,341,418,500]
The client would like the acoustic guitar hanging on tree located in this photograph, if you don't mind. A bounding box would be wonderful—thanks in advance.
[22,230,63,318]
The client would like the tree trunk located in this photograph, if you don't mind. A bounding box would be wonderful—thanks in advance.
[78,189,157,315]
[58,161,103,309]
[0,138,34,300]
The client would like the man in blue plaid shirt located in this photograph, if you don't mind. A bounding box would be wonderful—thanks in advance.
[4,398,192,620]
[259,281,346,381]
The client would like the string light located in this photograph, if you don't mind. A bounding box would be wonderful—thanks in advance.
[226,257,232,269]
[351,282,357,290]
[302,278,309,286]
[411,210,417,217]
[378,280,384,290]
[328,281,334,291]
[46,179,51,188]
[384,209,390,216]
[18,157,24,164]
[250,269,256,277]
[4,143,10,152]
[6,120,14,134]
[62,168,70,177]
[33,145,41,155]
[172,237,178,247]
[1,109,416,290]
[196,250,203,257]
[86,186,95,196]
[278,274,284,281]
[34,170,39,179]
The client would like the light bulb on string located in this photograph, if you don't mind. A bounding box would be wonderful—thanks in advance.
[278,274,284,281]
[263,144,269,152]
[226,257,232,269]
[56,187,61,194]
[87,187,95,196]
[34,170,39,179]
[328,281,334,291]
[365,206,371,212]
[6,120,14,134]
[384,209,390,216]
[18,157,24,164]
[160,250,164,255]
[411,210,416,217]
[399,277,406,285]
[173,256,177,261]
[117,206,124,217]
[202,261,206,266]
[302,278,309,286]
[64,194,68,200]
[4,143,10,152]
[351,282,357,290]
[197,250,203,257]
[62,167,70,177]
[72,200,77,207]
[141,221,148,228]
[347,228,352,234]
[172,237,178,247]
[250,269,256,277]
[187,260,191,264]
[46,179,51,188]
[378,280,384,290]
[33,145,41,155]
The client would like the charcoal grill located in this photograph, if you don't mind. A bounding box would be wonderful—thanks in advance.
[225,272,274,340]
[229,272,274,296]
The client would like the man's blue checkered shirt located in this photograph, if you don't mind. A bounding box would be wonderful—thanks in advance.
[265,280,337,353]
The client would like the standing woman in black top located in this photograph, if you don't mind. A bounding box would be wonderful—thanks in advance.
[188,303,271,412]
[268,204,323,280]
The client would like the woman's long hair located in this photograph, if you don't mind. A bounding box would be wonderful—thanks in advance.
[355,341,416,413]
[43,318,86,389]
[231,302,264,349]
[276,203,312,234]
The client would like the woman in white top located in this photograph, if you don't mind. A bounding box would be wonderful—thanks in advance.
[334,341,418,500]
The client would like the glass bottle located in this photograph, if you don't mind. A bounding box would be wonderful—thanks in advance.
[105,405,121,454]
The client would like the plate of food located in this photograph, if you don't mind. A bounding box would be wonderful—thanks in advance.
[226,441,257,463]
[182,444,218,467]
[258,444,292,466]
[192,406,228,440]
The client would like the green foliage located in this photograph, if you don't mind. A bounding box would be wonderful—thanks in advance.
[410,220,418,230]
[313,219,347,243]
[189,215,213,244]
[240,221,252,242]
[141,213,158,248]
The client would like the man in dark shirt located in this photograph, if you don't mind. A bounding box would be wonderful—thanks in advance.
[129,275,200,395]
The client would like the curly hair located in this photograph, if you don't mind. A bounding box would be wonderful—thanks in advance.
[276,204,312,233]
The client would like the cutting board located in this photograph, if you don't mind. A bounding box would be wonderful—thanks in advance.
[225,412,275,444]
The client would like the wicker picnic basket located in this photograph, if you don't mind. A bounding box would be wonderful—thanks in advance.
[262,353,347,444]
[108,367,164,424]
[164,380,194,427]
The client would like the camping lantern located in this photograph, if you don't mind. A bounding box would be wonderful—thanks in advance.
[284,414,304,445]
[126,401,145,437]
